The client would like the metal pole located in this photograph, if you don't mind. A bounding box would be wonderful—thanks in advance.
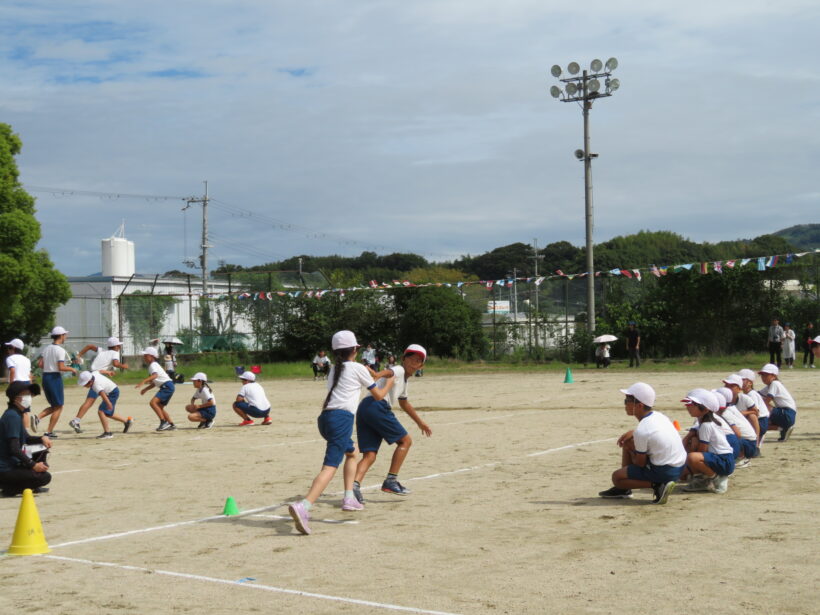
[533,240,540,352]
[201,180,209,295]
[582,70,596,333]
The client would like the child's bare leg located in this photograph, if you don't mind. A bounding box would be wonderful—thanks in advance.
[355,451,378,483]
[98,411,111,433]
[110,414,128,424]
[232,404,250,420]
[686,452,716,478]
[305,465,338,504]
[343,451,358,491]
[46,407,62,432]
[387,434,412,475]
[149,398,165,420]
[76,396,95,420]
[187,412,205,423]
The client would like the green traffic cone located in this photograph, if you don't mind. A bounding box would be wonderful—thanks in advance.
[564,367,574,384]
[222,496,240,516]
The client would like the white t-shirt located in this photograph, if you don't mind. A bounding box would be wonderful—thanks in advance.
[325,361,375,414]
[722,405,757,440]
[164,353,176,372]
[42,343,68,373]
[373,365,410,408]
[90,371,118,395]
[760,380,796,411]
[362,348,376,364]
[632,411,687,467]
[91,349,120,372]
[148,361,171,385]
[312,355,330,366]
[697,420,734,455]
[747,389,769,418]
[595,344,610,358]
[192,385,215,405]
[5,354,31,381]
[238,382,270,410]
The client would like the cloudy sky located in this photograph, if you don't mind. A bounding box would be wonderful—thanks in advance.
[2,1,819,276]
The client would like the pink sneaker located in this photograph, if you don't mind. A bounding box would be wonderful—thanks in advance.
[288,501,311,535]
[341,497,364,511]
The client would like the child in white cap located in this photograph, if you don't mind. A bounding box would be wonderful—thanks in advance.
[5,339,31,384]
[185,372,216,429]
[288,330,395,535]
[352,344,432,503]
[136,347,176,431]
[680,389,734,494]
[598,382,685,505]
[758,363,797,441]
[77,371,132,438]
[231,371,272,426]
[69,337,129,433]
[739,368,769,444]
[36,326,77,437]
[712,387,756,467]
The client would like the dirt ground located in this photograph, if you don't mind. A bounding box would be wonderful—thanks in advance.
[1,368,818,614]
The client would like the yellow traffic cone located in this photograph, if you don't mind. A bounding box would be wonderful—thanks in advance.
[7,489,50,555]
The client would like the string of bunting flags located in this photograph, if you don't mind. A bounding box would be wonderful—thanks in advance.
[192,249,818,301]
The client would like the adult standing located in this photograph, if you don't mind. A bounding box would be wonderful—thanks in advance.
[782,323,796,369]
[626,322,641,368]
[767,318,784,367]
[802,323,815,368]
[0,382,52,497]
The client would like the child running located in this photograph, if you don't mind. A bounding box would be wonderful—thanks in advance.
[288,330,394,536]
[69,336,129,433]
[36,326,77,437]
[598,382,685,505]
[232,371,272,425]
[680,388,735,494]
[77,371,132,438]
[352,344,431,503]
[758,363,797,441]
[185,372,216,429]
[136,347,176,431]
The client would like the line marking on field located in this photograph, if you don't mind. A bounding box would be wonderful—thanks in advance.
[250,514,359,525]
[43,554,461,615]
[52,469,86,475]
[49,436,614,549]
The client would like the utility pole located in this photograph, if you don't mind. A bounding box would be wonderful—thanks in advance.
[185,181,211,295]
[533,239,541,350]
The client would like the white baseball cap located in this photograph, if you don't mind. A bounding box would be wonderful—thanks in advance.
[51,326,69,336]
[4,338,24,350]
[239,371,256,382]
[681,388,719,413]
[191,372,208,382]
[107,336,122,348]
[619,382,656,407]
[712,387,732,408]
[142,347,159,358]
[404,344,427,363]
[758,363,779,376]
[738,369,756,382]
[722,374,744,388]
[77,371,94,387]
[331,330,358,350]
[813,335,820,344]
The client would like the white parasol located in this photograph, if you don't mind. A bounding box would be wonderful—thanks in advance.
[593,334,617,344]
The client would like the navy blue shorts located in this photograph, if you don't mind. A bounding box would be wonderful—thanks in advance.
[153,381,175,406]
[626,463,684,484]
[98,388,120,416]
[726,433,741,458]
[86,388,99,400]
[234,401,269,418]
[758,416,769,437]
[317,409,355,468]
[702,452,735,476]
[196,406,216,420]
[356,396,408,454]
[42,372,64,407]
[740,438,757,458]
[769,407,796,431]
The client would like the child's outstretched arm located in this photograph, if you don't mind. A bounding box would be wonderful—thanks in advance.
[398,398,432,436]
[137,373,158,394]
[369,373,395,401]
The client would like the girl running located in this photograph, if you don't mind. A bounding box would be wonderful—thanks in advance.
[185,372,216,429]
[77,371,132,439]
[288,330,394,535]
[136,347,176,431]
[758,363,797,441]
[352,344,431,502]
[680,388,735,494]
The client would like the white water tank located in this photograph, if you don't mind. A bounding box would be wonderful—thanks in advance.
[101,230,135,277]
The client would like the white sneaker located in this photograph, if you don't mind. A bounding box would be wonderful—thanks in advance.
[736,458,751,468]
[69,418,82,433]
[708,475,729,494]
[682,475,710,492]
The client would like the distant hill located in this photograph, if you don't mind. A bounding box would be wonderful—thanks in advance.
[773,224,820,251]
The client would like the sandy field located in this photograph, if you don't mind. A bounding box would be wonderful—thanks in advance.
[1,368,818,614]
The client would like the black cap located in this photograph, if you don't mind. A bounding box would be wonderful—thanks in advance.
[6,381,41,401]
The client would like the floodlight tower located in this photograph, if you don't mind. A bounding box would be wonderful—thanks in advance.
[549,58,620,333]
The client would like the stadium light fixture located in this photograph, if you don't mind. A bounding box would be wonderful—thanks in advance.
[548,57,621,334]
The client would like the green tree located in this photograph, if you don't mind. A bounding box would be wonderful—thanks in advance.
[121,292,179,348]
[0,124,71,345]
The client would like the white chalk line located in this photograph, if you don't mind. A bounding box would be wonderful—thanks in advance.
[250,514,359,525]
[50,436,613,549]
[43,554,459,615]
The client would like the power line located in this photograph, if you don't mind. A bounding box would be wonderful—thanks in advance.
[25,185,191,201]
